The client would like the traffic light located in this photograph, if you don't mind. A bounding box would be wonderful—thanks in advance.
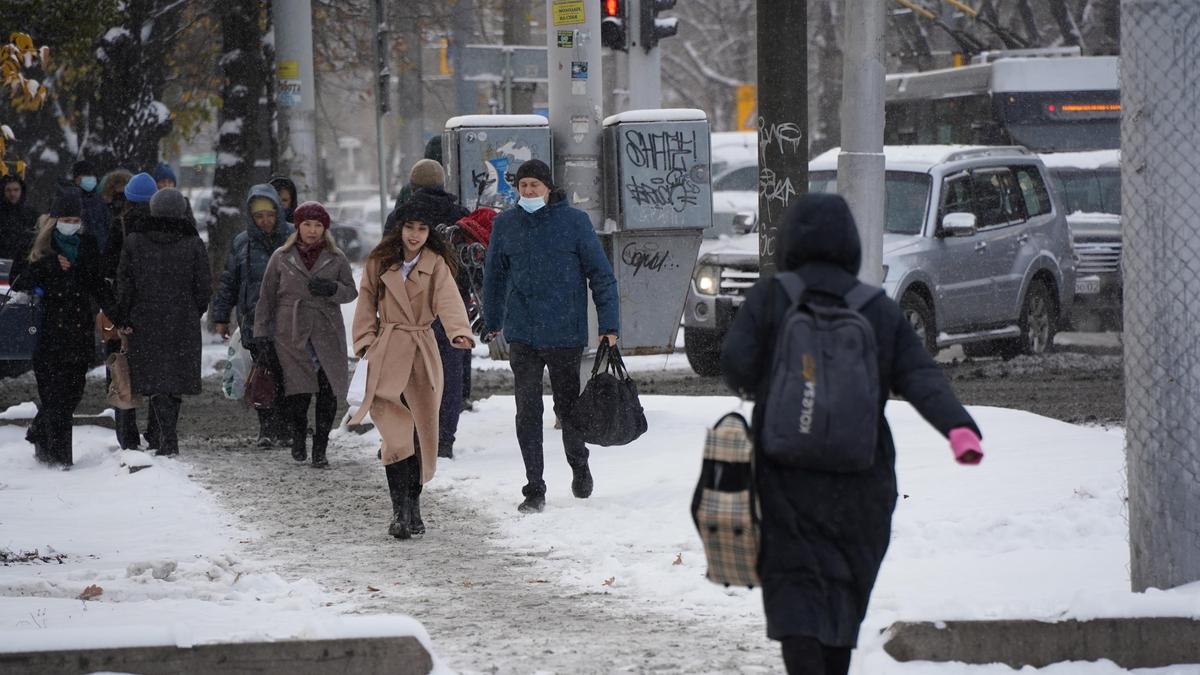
[640,0,679,51]
[601,0,628,51]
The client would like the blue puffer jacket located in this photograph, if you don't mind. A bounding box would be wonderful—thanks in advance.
[483,193,619,348]
[210,184,294,346]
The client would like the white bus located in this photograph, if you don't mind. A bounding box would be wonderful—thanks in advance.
[885,53,1119,153]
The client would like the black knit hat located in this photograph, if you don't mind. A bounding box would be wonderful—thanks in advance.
[391,193,441,227]
[514,159,553,190]
[49,187,83,218]
[71,160,96,178]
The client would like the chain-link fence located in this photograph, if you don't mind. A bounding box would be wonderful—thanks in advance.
[1123,0,1200,592]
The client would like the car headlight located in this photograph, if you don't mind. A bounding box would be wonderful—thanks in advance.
[694,264,721,296]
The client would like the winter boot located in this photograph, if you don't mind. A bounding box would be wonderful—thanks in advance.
[518,493,545,514]
[408,458,425,536]
[571,462,593,499]
[254,409,273,448]
[384,460,412,539]
[437,442,454,459]
[287,395,309,462]
[310,436,329,468]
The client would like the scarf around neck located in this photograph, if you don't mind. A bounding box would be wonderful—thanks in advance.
[53,230,81,263]
[298,239,325,270]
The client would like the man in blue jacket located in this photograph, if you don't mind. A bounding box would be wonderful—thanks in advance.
[483,159,619,514]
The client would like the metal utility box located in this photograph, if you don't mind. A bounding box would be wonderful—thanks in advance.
[443,115,553,211]
[603,230,704,353]
[601,109,713,231]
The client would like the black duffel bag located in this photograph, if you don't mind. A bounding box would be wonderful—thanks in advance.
[567,341,648,446]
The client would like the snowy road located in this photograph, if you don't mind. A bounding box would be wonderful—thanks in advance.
[183,432,779,674]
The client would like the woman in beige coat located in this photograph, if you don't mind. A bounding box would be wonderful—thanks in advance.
[350,195,474,540]
[255,201,357,468]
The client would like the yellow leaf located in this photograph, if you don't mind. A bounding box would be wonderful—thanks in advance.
[78,584,103,601]
[10,33,33,52]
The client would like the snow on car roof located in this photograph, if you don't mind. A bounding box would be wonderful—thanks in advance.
[602,109,707,127]
[444,114,549,129]
[810,145,1033,172]
[1038,150,1120,170]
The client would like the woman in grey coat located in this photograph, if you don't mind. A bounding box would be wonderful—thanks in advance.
[254,201,357,467]
[115,188,211,456]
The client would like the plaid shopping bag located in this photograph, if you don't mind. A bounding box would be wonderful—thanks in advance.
[691,412,760,588]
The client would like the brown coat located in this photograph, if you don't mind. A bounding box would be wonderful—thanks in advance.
[349,253,472,483]
[254,245,358,399]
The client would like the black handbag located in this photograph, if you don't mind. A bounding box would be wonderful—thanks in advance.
[0,282,42,361]
[567,342,648,446]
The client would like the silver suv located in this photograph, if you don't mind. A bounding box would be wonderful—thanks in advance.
[683,146,1077,375]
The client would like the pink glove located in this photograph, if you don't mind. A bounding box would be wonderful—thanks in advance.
[949,428,984,465]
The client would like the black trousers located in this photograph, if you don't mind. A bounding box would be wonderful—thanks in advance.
[248,342,290,440]
[780,636,852,675]
[148,394,183,454]
[29,353,88,466]
[284,368,337,445]
[509,341,588,497]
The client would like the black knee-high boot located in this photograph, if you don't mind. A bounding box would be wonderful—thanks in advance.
[384,459,412,539]
[409,457,425,535]
[286,394,310,461]
[310,370,335,468]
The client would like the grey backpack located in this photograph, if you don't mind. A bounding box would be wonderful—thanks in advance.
[760,272,882,471]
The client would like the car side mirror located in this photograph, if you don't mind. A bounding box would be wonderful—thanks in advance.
[733,211,757,234]
[941,212,978,237]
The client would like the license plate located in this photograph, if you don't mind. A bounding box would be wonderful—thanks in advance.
[1076,278,1101,295]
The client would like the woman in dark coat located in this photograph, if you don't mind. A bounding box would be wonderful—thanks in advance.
[115,188,211,456]
[720,193,984,675]
[12,187,113,468]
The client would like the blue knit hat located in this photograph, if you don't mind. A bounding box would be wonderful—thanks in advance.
[124,172,157,203]
[153,162,177,186]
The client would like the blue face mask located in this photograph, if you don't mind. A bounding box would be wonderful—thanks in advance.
[518,195,546,213]
[79,176,98,193]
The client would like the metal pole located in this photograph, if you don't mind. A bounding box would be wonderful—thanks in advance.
[372,0,389,228]
[1123,0,1200,592]
[837,0,886,285]
[503,49,514,114]
[273,0,320,197]
[547,0,605,227]
[504,0,535,114]
[756,0,807,275]
[627,0,662,110]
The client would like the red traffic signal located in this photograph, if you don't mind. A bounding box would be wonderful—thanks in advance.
[602,0,628,51]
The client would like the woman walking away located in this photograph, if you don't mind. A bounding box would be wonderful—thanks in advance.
[13,187,114,468]
[720,193,985,675]
[114,188,210,457]
[349,194,474,539]
[254,201,356,468]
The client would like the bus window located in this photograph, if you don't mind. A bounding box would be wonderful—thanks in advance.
[1013,167,1052,217]
[972,169,1024,227]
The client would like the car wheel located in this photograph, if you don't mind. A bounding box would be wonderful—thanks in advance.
[684,327,723,377]
[1014,281,1056,356]
[900,292,938,357]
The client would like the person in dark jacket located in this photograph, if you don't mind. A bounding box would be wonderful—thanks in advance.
[482,159,620,514]
[101,171,158,450]
[394,136,443,206]
[254,201,356,468]
[13,187,114,468]
[70,160,112,254]
[720,193,984,675]
[211,184,295,446]
[99,169,132,220]
[383,160,468,236]
[115,188,210,457]
[153,161,177,189]
[268,175,298,224]
[1,173,38,282]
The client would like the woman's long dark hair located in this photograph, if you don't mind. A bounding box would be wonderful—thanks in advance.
[369,219,459,281]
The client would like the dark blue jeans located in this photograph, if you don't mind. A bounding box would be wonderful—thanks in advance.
[433,320,464,448]
[508,341,588,497]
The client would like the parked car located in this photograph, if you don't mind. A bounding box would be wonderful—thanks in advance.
[327,200,385,262]
[710,161,759,239]
[1040,150,1122,331]
[682,145,1077,375]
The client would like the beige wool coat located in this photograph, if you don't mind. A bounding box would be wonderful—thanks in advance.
[254,244,358,399]
[349,253,472,483]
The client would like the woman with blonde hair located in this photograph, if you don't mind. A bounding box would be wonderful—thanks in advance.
[13,187,113,468]
[254,201,357,468]
[349,194,473,540]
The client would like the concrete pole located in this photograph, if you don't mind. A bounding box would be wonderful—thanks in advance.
[756,0,807,275]
[627,0,662,110]
[546,0,604,227]
[451,0,477,114]
[837,0,886,285]
[504,0,536,114]
[273,0,320,197]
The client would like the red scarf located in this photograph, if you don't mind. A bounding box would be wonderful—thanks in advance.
[298,239,325,270]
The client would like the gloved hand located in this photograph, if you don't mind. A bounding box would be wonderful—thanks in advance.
[308,277,338,297]
[949,427,984,465]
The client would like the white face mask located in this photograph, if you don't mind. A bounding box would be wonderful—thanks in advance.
[55,221,82,236]
[518,195,546,213]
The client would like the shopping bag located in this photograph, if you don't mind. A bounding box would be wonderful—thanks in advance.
[347,358,367,408]
[222,328,252,400]
[106,347,142,410]
[566,342,648,446]
[691,412,760,588]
